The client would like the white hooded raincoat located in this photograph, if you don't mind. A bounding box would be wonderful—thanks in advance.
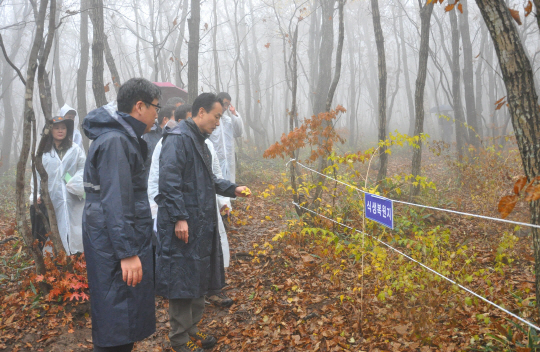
[30,144,86,255]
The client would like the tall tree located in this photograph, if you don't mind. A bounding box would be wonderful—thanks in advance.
[399,5,416,136]
[35,0,65,256]
[89,0,107,107]
[459,0,481,146]
[449,6,467,161]
[187,0,200,103]
[312,0,335,116]
[0,12,25,175]
[212,0,221,91]
[346,17,357,148]
[409,0,434,200]
[77,0,90,150]
[475,0,540,316]
[104,36,121,93]
[371,0,388,182]
[15,0,50,276]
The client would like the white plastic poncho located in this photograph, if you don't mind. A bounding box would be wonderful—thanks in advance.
[208,109,243,184]
[30,144,86,255]
[58,104,84,151]
[147,130,232,267]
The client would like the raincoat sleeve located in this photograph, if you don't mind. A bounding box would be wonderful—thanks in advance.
[147,139,163,219]
[65,146,86,198]
[213,174,237,198]
[231,111,244,138]
[96,138,138,259]
[159,136,189,222]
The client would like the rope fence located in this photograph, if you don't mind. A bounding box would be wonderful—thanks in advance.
[287,158,540,331]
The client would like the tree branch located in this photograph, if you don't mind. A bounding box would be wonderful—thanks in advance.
[0,33,26,85]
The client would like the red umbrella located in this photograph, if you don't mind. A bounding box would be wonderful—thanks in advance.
[153,82,188,104]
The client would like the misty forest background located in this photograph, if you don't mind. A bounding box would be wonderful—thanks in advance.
[4,0,540,350]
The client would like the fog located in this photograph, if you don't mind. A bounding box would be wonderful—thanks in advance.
[1,0,540,173]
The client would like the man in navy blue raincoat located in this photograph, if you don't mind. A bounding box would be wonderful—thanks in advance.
[82,78,161,352]
[155,93,250,352]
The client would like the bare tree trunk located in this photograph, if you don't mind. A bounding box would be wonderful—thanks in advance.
[371,0,388,182]
[0,61,15,175]
[289,23,301,216]
[134,0,144,77]
[174,0,189,88]
[312,0,334,116]
[212,0,220,91]
[399,6,415,136]
[308,2,320,115]
[312,0,344,207]
[450,8,467,161]
[36,0,65,256]
[77,0,90,150]
[89,0,107,107]
[476,0,540,317]
[409,1,434,201]
[53,42,64,108]
[247,0,268,148]
[0,27,23,175]
[475,26,488,138]
[104,35,121,93]
[346,21,357,149]
[16,0,49,275]
[460,0,480,146]
[187,0,200,103]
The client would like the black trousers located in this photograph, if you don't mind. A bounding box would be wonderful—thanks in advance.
[93,343,134,352]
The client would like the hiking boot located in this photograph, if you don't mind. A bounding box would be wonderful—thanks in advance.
[206,292,234,307]
[189,331,217,349]
[172,340,204,352]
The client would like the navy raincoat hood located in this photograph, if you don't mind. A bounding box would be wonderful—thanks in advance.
[82,106,155,347]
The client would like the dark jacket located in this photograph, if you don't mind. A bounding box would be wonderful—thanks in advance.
[82,107,155,347]
[142,122,162,180]
[155,119,237,299]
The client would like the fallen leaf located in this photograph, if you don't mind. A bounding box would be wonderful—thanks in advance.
[394,325,408,335]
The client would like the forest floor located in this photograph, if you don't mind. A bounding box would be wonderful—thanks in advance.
[1,144,539,351]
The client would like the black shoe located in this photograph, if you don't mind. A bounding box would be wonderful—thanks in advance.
[206,292,234,307]
[189,331,217,349]
[172,340,204,352]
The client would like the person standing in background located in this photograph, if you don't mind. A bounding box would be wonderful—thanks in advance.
[208,92,243,186]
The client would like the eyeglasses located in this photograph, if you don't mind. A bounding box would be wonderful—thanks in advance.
[144,101,161,113]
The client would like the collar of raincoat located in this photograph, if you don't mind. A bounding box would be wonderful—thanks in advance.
[185,118,210,141]
[119,112,148,137]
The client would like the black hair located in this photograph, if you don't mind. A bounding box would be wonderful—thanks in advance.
[117,78,162,114]
[157,104,176,125]
[166,97,185,106]
[43,120,73,154]
[174,104,192,121]
[191,93,223,117]
[217,92,232,102]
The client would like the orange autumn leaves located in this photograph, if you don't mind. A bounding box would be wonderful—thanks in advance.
[498,175,540,218]
[263,106,346,162]
[442,0,533,26]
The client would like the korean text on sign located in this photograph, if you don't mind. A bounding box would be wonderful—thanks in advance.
[364,193,393,229]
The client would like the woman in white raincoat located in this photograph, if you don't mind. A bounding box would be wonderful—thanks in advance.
[30,116,86,255]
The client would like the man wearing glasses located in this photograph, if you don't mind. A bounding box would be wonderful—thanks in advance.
[82,78,161,352]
